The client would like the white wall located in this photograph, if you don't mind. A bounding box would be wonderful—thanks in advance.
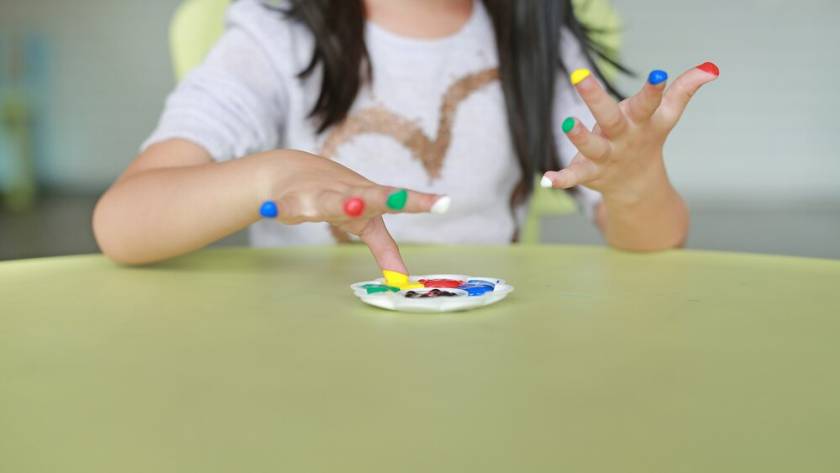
[612,0,840,206]
[2,0,839,206]
[0,0,180,192]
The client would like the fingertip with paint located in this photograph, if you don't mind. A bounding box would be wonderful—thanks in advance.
[382,270,423,290]
[648,69,668,85]
[382,269,407,286]
[343,197,366,218]
[570,68,591,86]
[431,196,451,215]
[696,61,720,77]
[259,200,279,219]
[386,188,408,211]
[561,117,576,134]
[540,176,554,189]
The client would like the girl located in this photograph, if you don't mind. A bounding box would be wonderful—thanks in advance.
[92,0,718,275]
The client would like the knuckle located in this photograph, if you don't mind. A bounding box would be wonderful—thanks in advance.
[596,144,612,161]
[277,195,300,220]
[571,128,588,144]
[676,84,695,102]
[633,98,657,118]
[603,115,626,132]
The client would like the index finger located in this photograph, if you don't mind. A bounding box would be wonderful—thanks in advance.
[359,216,408,274]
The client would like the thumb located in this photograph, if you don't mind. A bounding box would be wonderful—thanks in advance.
[659,61,720,127]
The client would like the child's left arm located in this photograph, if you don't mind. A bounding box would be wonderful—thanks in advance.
[543,64,720,251]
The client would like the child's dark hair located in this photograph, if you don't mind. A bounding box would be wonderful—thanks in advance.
[268,0,627,203]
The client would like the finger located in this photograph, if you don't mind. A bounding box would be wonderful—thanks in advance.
[658,61,720,126]
[278,191,352,224]
[355,186,451,217]
[314,190,355,221]
[626,69,668,122]
[541,157,599,190]
[570,68,628,138]
[560,117,611,161]
[359,217,408,274]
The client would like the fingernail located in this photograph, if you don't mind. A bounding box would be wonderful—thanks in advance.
[561,117,576,134]
[386,188,408,211]
[540,176,553,188]
[343,197,365,217]
[570,68,591,86]
[259,200,279,218]
[696,61,720,77]
[431,196,451,215]
[648,69,668,85]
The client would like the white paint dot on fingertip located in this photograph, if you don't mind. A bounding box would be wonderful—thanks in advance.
[431,196,451,215]
[540,176,554,188]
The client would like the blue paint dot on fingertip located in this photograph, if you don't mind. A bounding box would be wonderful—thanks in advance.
[648,69,668,85]
[259,201,279,219]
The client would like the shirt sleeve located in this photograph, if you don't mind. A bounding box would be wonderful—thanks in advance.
[553,28,603,220]
[142,2,291,161]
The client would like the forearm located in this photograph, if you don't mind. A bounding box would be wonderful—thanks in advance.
[93,151,280,264]
[597,164,689,252]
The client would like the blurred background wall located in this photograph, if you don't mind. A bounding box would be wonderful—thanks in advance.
[616,0,840,207]
[1,0,179,192]
[1,0,838,260]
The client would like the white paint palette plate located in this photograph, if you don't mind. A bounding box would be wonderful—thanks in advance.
[350,274,514,313]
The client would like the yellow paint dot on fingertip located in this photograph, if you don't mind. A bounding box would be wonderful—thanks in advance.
[570,68,591,86]
[383,270,407,286]
[382,270,423,290]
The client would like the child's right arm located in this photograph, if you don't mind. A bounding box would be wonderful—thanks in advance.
[92,138,443,271]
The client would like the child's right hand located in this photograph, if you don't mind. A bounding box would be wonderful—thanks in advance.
[260,150,449,273]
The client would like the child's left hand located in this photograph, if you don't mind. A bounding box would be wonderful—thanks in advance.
[542,63,720,202]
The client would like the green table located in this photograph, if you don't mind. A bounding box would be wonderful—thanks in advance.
[2,246,839,472]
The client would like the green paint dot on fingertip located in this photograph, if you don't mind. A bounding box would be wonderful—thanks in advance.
[386,189,409,211]
[562,117,576,133]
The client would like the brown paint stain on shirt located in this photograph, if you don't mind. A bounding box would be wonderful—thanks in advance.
[321,68,500,243]
[321,67,499,178]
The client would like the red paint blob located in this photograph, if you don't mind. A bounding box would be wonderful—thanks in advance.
[420,279,465,288]
[696,62,720,77]
[343,197,365,218]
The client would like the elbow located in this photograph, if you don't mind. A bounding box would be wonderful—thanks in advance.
[92,194,152,266]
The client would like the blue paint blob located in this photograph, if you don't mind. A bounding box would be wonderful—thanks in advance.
[648,70,668,85]
[459,282,495,297]
[260,201,279,219]
[467,280,496,288]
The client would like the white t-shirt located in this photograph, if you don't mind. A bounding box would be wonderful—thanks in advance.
[143,0,601,247]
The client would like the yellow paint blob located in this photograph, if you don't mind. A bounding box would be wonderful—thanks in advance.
[570,68,591,86]
[382,270,424,290]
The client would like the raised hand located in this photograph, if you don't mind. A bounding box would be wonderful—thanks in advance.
[542,62,720,200]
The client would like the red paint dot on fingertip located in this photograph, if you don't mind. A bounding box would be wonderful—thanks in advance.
[343,197,365,218]
[696,62,720,77]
